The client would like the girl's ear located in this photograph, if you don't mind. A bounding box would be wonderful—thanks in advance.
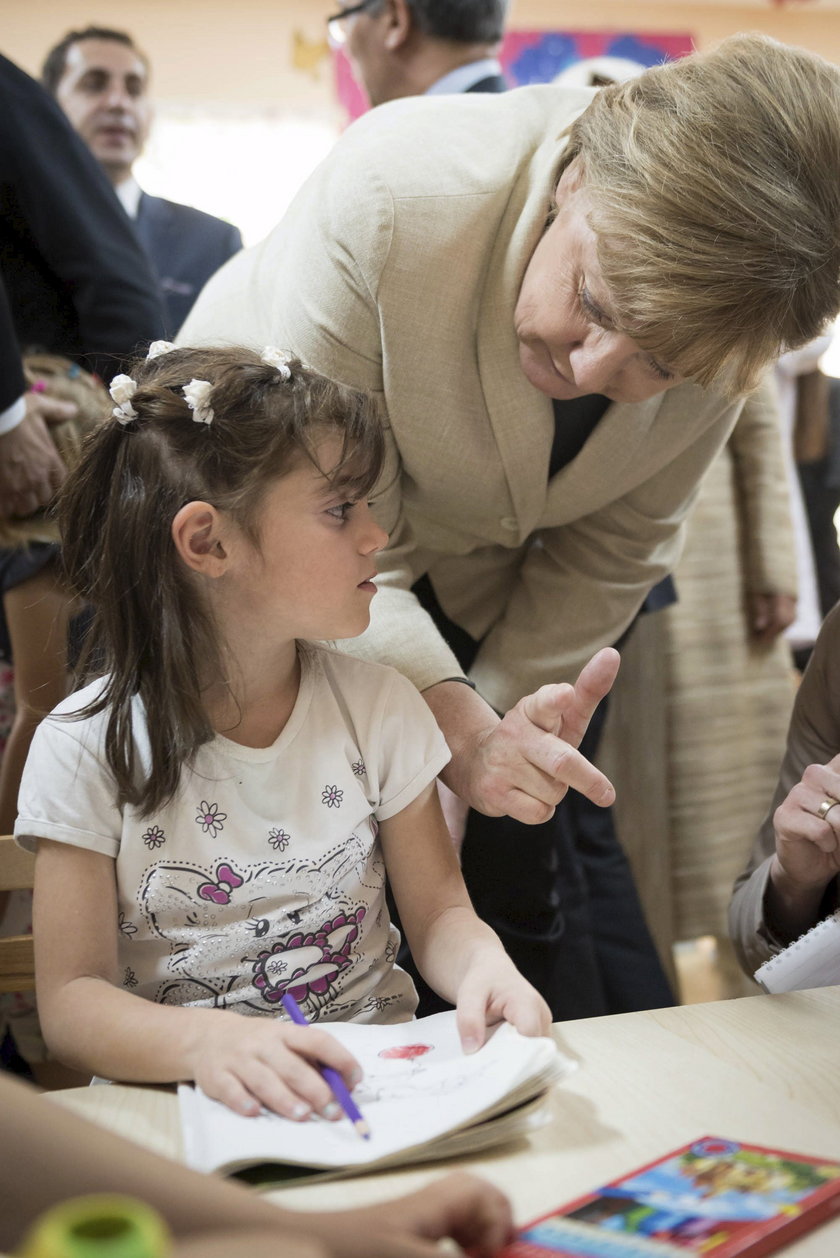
[171,501,231,576]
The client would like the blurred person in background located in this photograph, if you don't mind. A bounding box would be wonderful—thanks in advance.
[330,0,508,104]
[0,50,163,518]
[42,27,242,337]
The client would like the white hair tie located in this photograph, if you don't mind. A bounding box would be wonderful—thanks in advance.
[109,374,138,424]
[260,346,293,381]
[183,379,214,425]
[146,340,177,361]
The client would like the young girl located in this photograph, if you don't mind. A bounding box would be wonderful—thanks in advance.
[16,344,549,1120]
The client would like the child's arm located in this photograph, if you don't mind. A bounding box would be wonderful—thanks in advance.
[32,838,362,1118]
[380,782,551,1050]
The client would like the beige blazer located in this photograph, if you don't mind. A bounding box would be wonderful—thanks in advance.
[181,86,753,712]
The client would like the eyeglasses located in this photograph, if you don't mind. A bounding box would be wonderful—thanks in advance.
[326,0,379,47]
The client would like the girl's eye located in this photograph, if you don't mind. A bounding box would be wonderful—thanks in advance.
[326,502,354,521]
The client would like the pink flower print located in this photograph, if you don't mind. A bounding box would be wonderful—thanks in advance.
[378,1043,432,1062]
[195,800,227,837]
[142,825,166,849]
[268,827,290,851]
[351,759,366,777]
[321,784,343,808]
[251,907,366,1006]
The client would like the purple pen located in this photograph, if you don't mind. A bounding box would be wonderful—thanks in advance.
[281,990,370,1140]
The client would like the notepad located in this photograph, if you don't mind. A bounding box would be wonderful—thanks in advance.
[179,1011,570,1183]
[753,908,840,993]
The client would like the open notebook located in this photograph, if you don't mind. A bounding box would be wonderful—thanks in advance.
[179,1011,570,1183]
[754,908,840,993]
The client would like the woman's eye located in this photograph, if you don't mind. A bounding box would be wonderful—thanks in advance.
[326,502,353,520]
[647,357,675,382]
[579,286,609,327]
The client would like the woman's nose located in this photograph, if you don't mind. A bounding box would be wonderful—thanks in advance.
[568,332,637,393]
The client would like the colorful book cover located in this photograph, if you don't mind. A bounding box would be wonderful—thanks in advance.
[502,1137,840,1257]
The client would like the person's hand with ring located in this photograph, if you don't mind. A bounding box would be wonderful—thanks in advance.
[767,755,840,938]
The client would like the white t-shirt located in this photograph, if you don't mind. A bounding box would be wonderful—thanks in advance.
[16,645,450,1024]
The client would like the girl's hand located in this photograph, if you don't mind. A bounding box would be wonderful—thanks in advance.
[190,1012,363,1119]
[454,953,552,1054]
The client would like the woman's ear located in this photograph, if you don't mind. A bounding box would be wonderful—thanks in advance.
[171,501,230,576]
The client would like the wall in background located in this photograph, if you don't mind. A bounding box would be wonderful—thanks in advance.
[6,0,840,108]
[5,1,840,242]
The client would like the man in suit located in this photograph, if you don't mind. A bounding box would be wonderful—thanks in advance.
[330,0,508,105]
[41,27,242,337]
[181,40,840,1020]
[0,52,164,517]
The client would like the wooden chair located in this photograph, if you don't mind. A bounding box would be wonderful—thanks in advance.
[0,832,35,993]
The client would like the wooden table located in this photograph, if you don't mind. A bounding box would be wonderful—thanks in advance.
[48,988,840,1254]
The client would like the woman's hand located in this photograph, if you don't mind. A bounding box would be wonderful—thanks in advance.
[772,756,840,892]
[767,755,840,938]
[454,950,552,1054]
[190,1012,362,1119]
[748,592,797,643]
[427,648,619,825]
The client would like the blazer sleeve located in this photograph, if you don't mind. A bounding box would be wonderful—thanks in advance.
[727,377,798,598]
[0,54,165,380]
[729,601,840,975]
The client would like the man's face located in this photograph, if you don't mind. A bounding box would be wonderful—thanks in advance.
[54,38,152,183]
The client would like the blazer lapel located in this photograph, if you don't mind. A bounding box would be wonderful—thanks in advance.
[545,395,662,519]
[475,90,593,535]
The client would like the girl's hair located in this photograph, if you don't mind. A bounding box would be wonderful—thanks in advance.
[58,345,384,816]
[559,34,840,396]
[0,354,108,548]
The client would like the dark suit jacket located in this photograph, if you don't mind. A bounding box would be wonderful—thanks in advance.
[0,54,164,386]
[464,74,507,94]
[0,272,25,415]
[134,193,242,337]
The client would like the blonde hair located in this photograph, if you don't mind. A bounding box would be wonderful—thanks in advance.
[560,34,840,395]
[0,355,108,547]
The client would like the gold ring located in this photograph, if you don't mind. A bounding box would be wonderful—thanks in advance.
[816,797,840,820]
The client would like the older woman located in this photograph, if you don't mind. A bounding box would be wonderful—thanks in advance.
[181,36,840,1019]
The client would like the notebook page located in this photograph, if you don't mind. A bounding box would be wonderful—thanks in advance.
[180,1012,568,1172]
[754,909,840,993]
